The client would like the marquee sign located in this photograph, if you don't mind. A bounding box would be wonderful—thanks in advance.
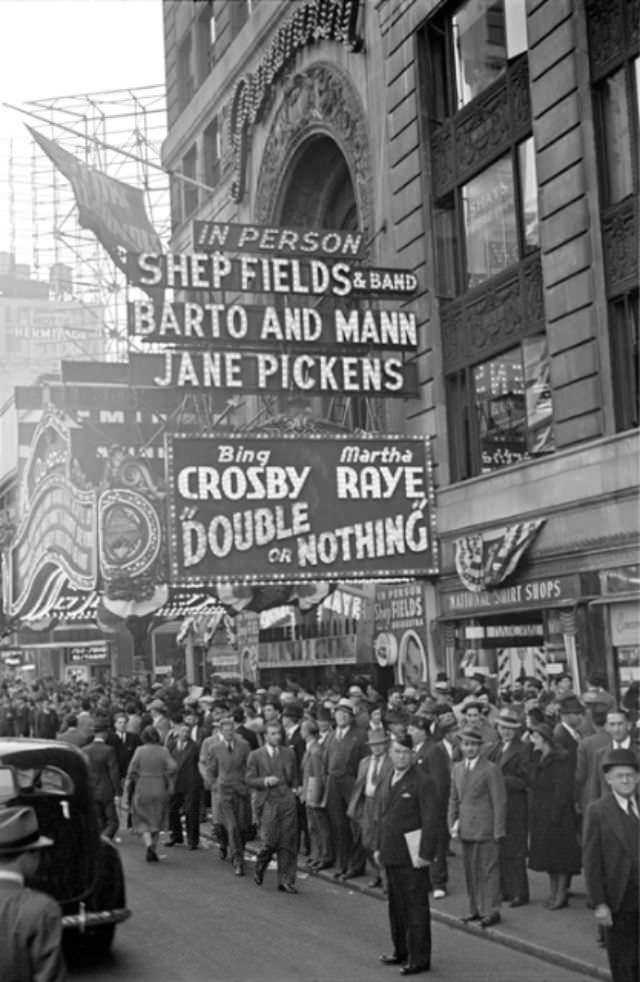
[165,432,438,587]
[192,221,364,258]
[128,349,418,397]
[127,300,419,351]
[125,252,418,299]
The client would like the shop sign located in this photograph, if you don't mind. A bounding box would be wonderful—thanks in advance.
[441,574,581,614]
[125,252,418,299]
[127,300,418,352]
[372,582,428,683]
[128,349,417,398]
[610,602,640,647]
[192,221,364,259]
[467,622,545,649]
[166,433,438,586]
[68,642,110,664]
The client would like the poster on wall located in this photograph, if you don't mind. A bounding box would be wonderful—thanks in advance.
[165,432,437,586]
[235,611,260,682]
[373,582,430,685]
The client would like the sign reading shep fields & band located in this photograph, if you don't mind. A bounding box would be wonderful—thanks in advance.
[165,433,437,587]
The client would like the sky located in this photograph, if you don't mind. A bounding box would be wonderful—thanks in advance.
[0,0,165,140]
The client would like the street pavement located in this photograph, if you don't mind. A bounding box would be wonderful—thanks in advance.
[67,832,603,982]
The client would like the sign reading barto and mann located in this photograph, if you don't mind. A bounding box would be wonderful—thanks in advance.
[166,433,438,587]
[126,219,421,398]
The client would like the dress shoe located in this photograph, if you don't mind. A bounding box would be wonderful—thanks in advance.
[367,877,383,888]
[277,883,298,894]
[165,837,182,847]
[253,866,264,886]
[480,914,501,928]
[548,897,568,910]
[188,844,199,851]
[332,870,346,880]
[509,898,527,908]
[400,964,430,976]
[314,861,333,871]
[379,954,403,965]
[460,913,481,923]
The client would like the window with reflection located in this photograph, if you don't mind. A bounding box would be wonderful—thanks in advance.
[473,337,554,473]
[452,0,527,109]
[463,154,518,288]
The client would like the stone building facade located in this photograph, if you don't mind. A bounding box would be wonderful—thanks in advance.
[161,0,639,700]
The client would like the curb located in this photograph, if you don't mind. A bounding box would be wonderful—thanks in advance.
[209,834,610,982]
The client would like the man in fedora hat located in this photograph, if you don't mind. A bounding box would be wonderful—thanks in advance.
[347,728,393,888]
[449,725,507,928]
[487,708,531,907]
[323,697,367,880]
[0,805,67,982]
[583,747,639,982]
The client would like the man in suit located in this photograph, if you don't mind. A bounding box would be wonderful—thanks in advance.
[347,729,393,888]
[83,717,120,839]
[583,748,639,982]
[374,735,439,976]
[56,714,90,748]
[198,714,251,875]
[575,703,611,814]
[421,710,458,899]
[282,701,309,856]
[165,716,202,849]
[553,693,585,779]
[31,697,59,739]
[108,711,141,788]
[487,708,531,906]
[589,709,639,802]
[0,806,67,982]
[323,697,367,880]
[448,724,507,928]
[247,720,300,893]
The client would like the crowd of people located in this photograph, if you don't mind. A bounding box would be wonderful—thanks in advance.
[0,667,639,980]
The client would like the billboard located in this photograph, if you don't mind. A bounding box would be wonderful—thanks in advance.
[165,432,438,587]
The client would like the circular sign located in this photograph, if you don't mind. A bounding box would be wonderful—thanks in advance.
[397,629,427,684]
[373,631,398,668]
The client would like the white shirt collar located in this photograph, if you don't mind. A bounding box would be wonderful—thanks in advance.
[612,789,639,817]
[0,871,24,886]
[612,737,631,750]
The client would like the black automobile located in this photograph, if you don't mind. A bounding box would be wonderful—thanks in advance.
[0,738,131,958]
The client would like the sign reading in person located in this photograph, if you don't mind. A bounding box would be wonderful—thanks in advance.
[192,220,365,258]
[166,433,438,586]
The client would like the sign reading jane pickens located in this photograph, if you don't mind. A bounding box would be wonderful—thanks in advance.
[165,433,438,586]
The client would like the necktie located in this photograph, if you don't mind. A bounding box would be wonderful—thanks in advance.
[373,758,380,780]
[628,800,639,822]
[227,742,233,753]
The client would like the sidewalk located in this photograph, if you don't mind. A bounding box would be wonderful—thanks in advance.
[201,822,612,982]
[314,850,612,981]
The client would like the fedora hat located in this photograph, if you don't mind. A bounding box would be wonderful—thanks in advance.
[459,725,483,744]
[601,747,639,773]
[0,806,53,856]
[366,729,389,745]
[437,711,458,732]
[558,694,584,714]
[497,708,522,729]
[335,697,355,714]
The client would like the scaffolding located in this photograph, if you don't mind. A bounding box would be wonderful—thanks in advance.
[0,84,170,360]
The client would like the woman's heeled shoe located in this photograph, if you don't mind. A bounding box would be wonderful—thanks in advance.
[146,846,158,862]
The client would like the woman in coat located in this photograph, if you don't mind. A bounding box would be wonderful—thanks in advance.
[125,725,176,862]
[527,723,581,909]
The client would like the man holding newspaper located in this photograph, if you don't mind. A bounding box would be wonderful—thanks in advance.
[374,735,439,976]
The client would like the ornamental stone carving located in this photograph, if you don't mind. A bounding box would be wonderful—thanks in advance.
[254,61,373,249]
[603,199,638,293]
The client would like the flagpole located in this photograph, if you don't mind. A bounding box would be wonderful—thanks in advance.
[2,100,216,196]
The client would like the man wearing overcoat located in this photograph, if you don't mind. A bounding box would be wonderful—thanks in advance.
[198,714,250,875]
[374,735,438,976]
[487,707,531,906]
[323,697,367,879]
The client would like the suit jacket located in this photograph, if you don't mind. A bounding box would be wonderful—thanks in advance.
[323,726,366,785]
[583,791,639,912]
[347,752,393,824]
[553,722,580,777]
[238,724,259,750]
[301,738,327,807]
[165,734,202,793]
[108,731,142,781]
[590,740,640,802]
[487,737,530,855]
[0,881,66,982]
[246,744,298,810]
[83,738,120,802]
[198,734,250,795]
[448,755,507,842]
[574,730,611,811]
[421,741,452,812]
[32,709,59,739]
[284,725,306,770]
[376,764,439,866]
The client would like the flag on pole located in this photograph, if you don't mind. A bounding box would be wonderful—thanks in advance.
[27,125,162,263]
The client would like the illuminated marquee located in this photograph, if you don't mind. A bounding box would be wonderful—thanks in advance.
[166,432,438,586]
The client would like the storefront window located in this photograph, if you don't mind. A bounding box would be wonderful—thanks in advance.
[473,336,554,473]
[462,154,518,288]
[452,0,527,109]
